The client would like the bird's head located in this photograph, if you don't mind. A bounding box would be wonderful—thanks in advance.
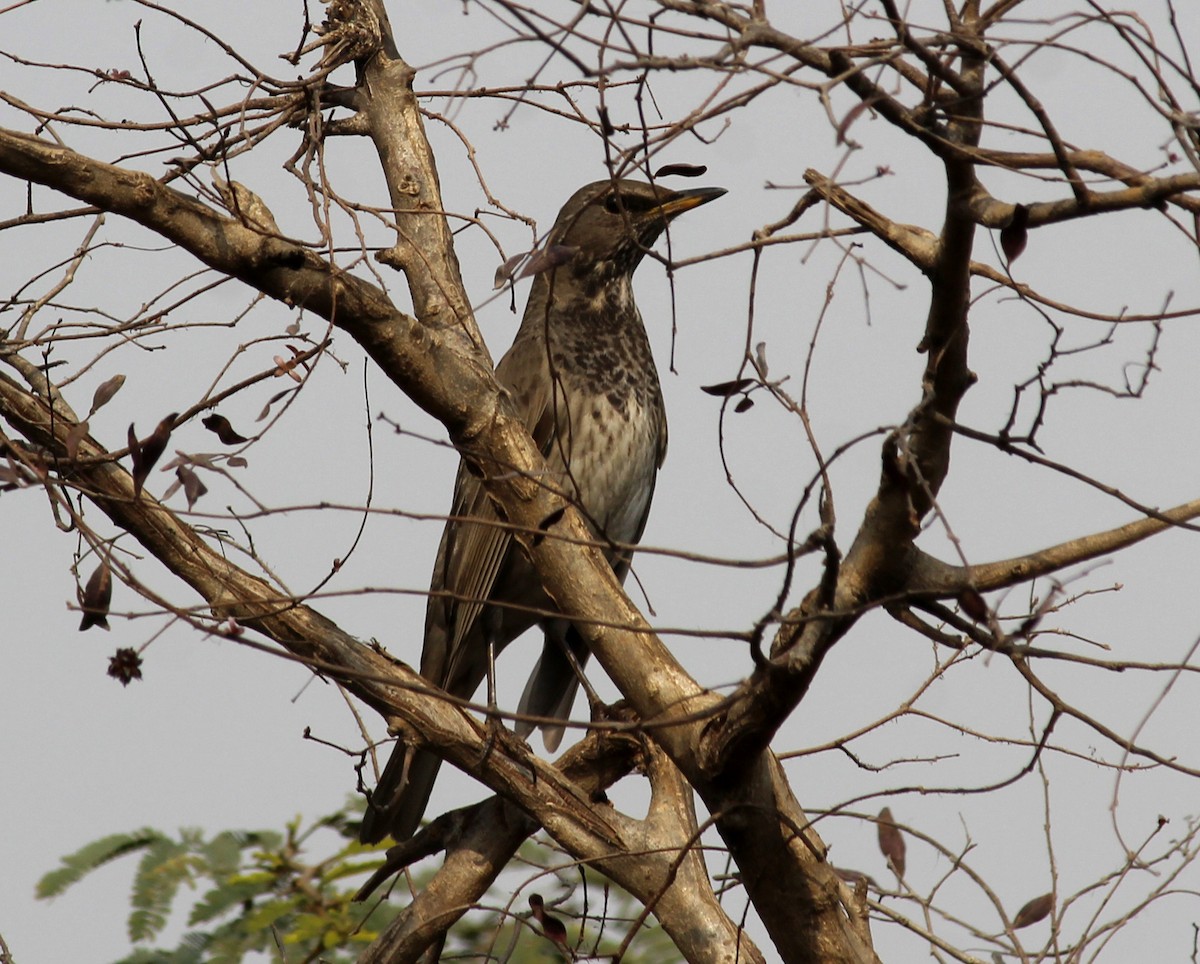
[545,178,726,280]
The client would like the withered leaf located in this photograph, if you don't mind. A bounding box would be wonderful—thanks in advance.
[518,244,577,279]
[958,588,988,622]
[1017,612,1042,638]
[493,251,528,290]
[1001,203,1029,265]
[202,413,250,445]
[127,423,143,495]
[1012,892,1053,929]
[273,354,303,383]
[89,374,126,414]
[79,557,113,632]
[65,419,90,462]
[128,413,177,498]
[598,105,615,137]
[701,378,757,397]
[178,451,218,470]
[836,98,873,146]
[257,388,293,421]
[285,320,301,335]
[832,866,879,889]
[754,341,769,378]
[226,455,248,468]
[107,647,143,685]
[877,807,906,878]
[528,893,569,949]
[176,464,208,509]
[655,163,707,178]
[735,396,755,413]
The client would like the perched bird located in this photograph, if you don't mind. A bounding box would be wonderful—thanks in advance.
[360,178,725,845]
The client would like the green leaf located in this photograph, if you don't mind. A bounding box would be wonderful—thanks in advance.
[129,837,194,941]
[37,829,164,899]
[189,878,274,926]
[241,895,300,932]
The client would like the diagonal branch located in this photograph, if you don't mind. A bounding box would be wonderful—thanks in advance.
[908,497,1200,596]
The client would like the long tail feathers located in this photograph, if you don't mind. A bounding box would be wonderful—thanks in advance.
[515,631,590,752]
[360,746,442,845]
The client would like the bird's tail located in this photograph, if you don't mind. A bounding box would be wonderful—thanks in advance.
[360,745,443,845]
[515,627,590,753]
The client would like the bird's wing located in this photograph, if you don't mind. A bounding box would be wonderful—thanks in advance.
[428,332,555,689]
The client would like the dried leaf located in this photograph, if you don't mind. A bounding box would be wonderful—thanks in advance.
[734,396,755,413]
[202,413,250,445]
[89,374,126,414]
[178,451,218,470]
[528,894,569,951]
[285,344,311,368]
[273,354,303,383]
[107,647,143,685]
[836,97,875,146]
[832,866,879,889]
[1012,892,1053,929]
[65,419,90,462]
[958,588,988,622]
[256,388,293,421]
[1017,612,1042,638]
[655,162,707,178]
[493,251,527,289]
[700,378,757,397]
[285,320,301,335]
[754,341,769,378]
[127,423,143,494]
[128,413,177,498]
[598,105,615,137]
[176,464,208,509]
[226,455,248,468]
[877,807,906,878]
[78,558,113,632]
[1001,203,1029,264]
[518,244,577,279]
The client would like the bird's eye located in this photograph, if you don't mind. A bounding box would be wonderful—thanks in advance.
[603,195,624,214]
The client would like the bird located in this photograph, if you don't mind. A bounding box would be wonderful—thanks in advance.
[360,177,725,845]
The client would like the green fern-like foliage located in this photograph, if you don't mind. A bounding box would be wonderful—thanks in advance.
[39,799,684,963]
[40,805,397,963]
[37,829,166,899]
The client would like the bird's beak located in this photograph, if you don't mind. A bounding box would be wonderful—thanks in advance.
[652,186,727,220]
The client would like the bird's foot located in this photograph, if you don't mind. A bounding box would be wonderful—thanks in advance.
[476,712,537,778]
